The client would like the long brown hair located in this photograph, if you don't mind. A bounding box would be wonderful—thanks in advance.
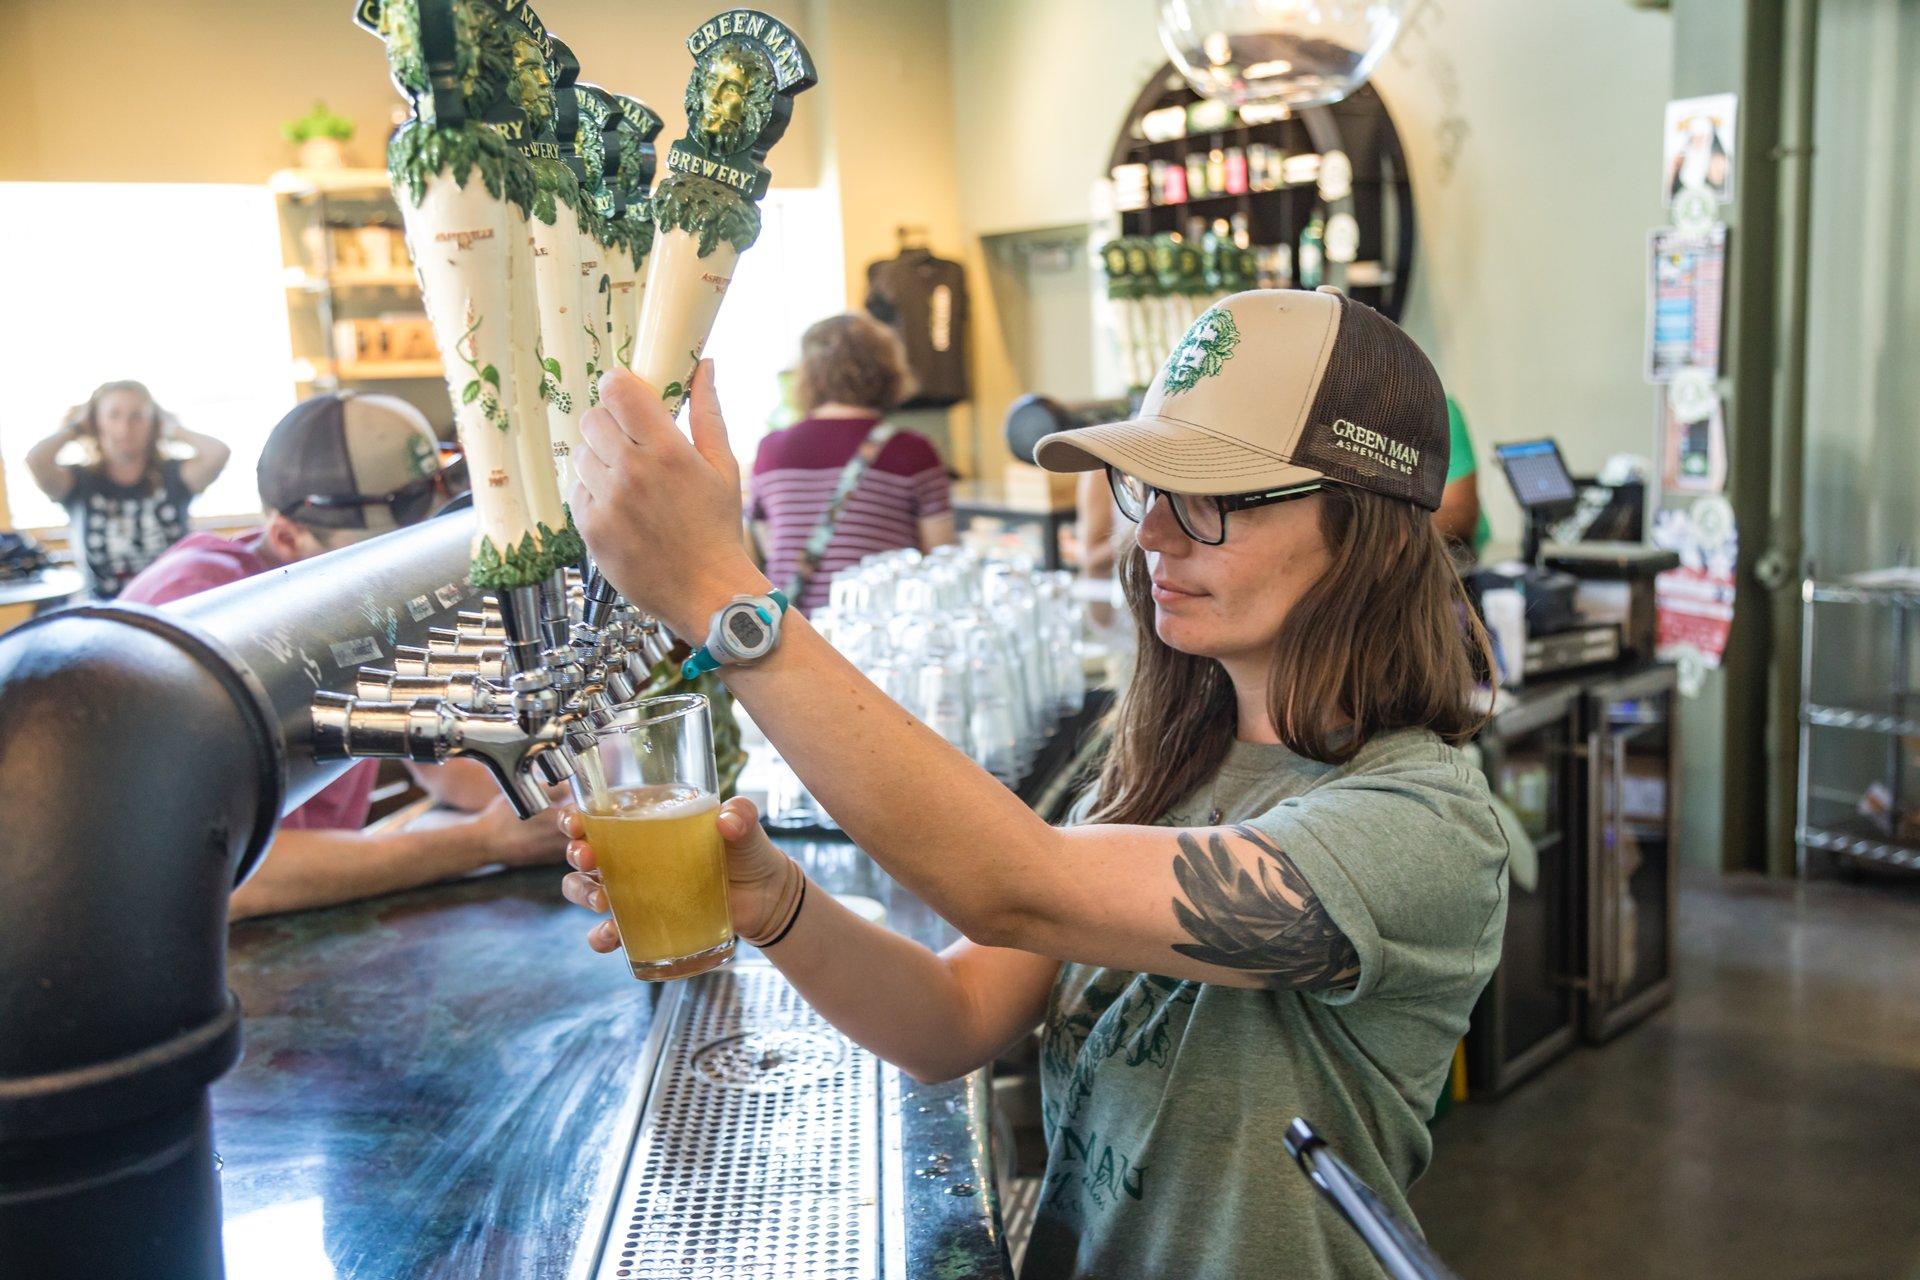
[77,380,164,489]
[1087,485,1493,826]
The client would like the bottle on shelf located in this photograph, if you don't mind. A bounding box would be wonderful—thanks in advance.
[1224,145,1248,196]
[1257,243,1294,289]
[1298,213,1326,290]
[1164,160,1188,205]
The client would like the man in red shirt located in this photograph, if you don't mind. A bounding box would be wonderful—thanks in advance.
[121,392,567,920]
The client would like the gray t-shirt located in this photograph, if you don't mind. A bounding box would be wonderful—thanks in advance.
[1025,728,1510,1280]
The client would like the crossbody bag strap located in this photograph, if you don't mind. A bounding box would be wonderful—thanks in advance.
[785,420,900,604]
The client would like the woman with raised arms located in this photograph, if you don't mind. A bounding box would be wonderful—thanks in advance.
[560,286,1509,1279]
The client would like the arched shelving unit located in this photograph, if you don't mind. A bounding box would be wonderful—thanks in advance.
[1108,68,1417,322]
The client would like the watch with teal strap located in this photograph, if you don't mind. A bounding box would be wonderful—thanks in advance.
[681,589,790,679]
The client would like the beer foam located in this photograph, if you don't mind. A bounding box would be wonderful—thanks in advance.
[597,782,718,821]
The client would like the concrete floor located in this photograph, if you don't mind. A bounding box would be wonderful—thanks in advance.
[1411,873,1920,1280]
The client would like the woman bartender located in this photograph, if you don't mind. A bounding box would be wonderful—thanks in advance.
[563,289,1509,1280]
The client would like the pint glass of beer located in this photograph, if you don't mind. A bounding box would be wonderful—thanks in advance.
[573,694,734,980]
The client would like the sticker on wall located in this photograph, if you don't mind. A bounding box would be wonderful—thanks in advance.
[1660,372,1727,495]
[1646,225,1727,383]
[1670,187,1717,237]
[1663,92,1738,206]
[1652,495,1738,686]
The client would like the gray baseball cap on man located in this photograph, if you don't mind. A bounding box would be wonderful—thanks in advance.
[257,392,444,532]
[1034,288,1451,511]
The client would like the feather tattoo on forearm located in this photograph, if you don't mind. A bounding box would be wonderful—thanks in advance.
[1170,825,1361,991]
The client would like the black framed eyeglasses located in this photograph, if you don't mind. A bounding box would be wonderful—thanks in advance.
[284,473,446,528]
[1106,466,1324,546]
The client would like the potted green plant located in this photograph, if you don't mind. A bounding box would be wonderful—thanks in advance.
[282,102,356,170]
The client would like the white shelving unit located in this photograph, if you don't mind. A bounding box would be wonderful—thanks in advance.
[270,167,442,404]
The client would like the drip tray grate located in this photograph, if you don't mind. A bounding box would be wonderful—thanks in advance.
[591,965,885,1280]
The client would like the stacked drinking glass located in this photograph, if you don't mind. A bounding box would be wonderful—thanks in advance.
[817,546,1088,787]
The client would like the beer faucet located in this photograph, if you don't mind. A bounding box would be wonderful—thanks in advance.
[488,582,576,786]
[393,644,509,681]
[355,668,499,711]
[311,670,565,817]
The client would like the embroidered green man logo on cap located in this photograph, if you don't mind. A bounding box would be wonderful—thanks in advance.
[1160,308,1241,397]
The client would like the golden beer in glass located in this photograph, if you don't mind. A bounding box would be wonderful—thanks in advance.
[572,695,734,980]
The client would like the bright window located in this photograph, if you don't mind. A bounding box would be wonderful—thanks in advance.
[0,182,844,531]
[0,182,294,529]
[702,186,847,466]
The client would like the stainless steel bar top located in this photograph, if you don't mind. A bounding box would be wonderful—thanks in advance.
[213,838,1008,1280]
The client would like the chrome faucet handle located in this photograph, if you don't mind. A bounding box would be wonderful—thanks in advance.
[455,708,566,814]
[508,670,574,786]
[635,621,676,671]
[310,690,562,818]
[602,661,639,705]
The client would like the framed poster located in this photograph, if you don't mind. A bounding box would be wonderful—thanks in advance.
[1663,93,1738,205]
[1646,225,1727,383]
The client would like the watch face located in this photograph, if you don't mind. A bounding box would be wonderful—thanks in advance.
[725,607,769,654]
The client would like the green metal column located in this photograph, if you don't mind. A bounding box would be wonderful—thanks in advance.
[1664,0,1807,874]
[1763,0,1819,876]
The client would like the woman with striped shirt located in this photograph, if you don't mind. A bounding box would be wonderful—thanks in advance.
[748,313,954,611]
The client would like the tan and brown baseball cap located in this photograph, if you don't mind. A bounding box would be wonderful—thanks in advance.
[257,392,443,532]
[1034,288,1451,510]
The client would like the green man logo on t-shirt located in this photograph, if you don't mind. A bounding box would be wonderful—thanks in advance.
[1160,308,1241,397]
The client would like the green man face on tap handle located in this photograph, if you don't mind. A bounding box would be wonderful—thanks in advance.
[685,38,777,157]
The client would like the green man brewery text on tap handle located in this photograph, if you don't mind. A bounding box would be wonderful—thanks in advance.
[631,10,815,415]
[358,2,812,590]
